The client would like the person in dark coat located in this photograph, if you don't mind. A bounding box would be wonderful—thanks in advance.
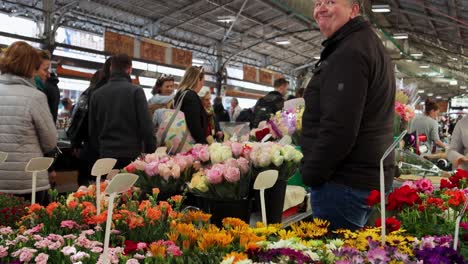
[300,0,396,231]
[44,73,60,123]
[173,66,209,144]
[89,54,155,169]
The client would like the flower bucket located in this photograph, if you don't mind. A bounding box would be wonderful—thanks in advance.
[195,196,252,227]
[255,179,288,224]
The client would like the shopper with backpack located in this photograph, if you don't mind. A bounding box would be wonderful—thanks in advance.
[250,78,288,129]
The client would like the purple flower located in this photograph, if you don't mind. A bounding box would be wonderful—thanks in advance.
[247,248,314,264]
[415,246,465,264]
[367,247,390,264]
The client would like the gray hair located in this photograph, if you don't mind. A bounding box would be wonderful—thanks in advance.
[349,0,364,14]
[231,98,238,105]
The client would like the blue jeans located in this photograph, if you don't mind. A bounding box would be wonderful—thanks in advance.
[310,182,372,231]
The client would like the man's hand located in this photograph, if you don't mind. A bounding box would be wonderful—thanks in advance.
[454,156,468,168]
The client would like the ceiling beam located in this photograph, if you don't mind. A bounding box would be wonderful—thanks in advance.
[397,6,468,30]
[448,0,463,54]
[387,0,415,31]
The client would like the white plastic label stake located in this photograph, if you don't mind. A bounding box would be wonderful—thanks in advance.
[453,196,468,250]
[261,134,272,143]
[0,152,7,164]
[155,147,167,156]
[91,158,117,215]
[102,173,139,264]
[25,157,54,205]
[253,170,279,226]
[380,130,407,245]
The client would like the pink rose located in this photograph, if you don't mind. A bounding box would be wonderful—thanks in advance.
[224,166,241,183]
[199,148,210,162]
[231,142,243,157]
[60,220,78,229]
[144,153,159,163]
[35,253,49,264]
[0,246,8,258]
[237,157,250,174]
[224,158,238,169]
[205,165,224,184]
[144,161,159,177]
[158,164,172,181]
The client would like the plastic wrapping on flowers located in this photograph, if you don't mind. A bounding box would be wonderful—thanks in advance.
[395,149,441,177]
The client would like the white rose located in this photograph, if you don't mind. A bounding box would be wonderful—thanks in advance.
[271,151,284,167]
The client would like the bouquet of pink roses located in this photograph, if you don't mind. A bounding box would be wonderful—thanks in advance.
[188,157,251,200]
[124,152,195,198]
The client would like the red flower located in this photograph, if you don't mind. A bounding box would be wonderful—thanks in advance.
[125,163,136,173]
[387,185,420,211]
[366,190,381,207]
[375,217,401,232]
[440,179,454,189]
[123,240,138,255]
[255,128,270,141]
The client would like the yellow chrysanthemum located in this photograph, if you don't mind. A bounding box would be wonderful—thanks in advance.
[290,221,329,239]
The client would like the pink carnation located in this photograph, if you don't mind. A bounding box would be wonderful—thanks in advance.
[224,166,241,183]
[91,247,103,253]
[61,246,77,256]
[24,223,44,235]
[35,253,49,264]
[60,220,78,229]
[126,259,140,264]
[144,161,159,177]
[205,164,224,184]
[0,245,8,258]
[415,178,434,194]
[171,164,181,179]
[12,248,37,263]
[0,227,13,235]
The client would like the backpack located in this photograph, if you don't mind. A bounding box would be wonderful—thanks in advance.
[250,92,284,129]
[66,88,91,147]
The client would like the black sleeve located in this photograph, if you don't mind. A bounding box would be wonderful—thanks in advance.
[88,93,99,155]
[44,84,59,123]
[135,88,156,153]
[301,50,369,186]
[181,92,207,144]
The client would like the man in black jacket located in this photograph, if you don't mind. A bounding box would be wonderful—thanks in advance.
[250,78,288,129]
[300,0,395,230]
[89,54,156,169]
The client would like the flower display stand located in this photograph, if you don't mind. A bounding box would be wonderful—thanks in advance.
[195,196,252,227]
[25,157,54,205]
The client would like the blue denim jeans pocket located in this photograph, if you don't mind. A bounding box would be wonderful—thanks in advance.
[310,182,372,231]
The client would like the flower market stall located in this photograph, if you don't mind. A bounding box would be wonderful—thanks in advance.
[1,101,468,264]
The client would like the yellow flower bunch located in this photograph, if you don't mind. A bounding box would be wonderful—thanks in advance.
[222,252,249,263]
[290,219,329,240]
[167,222,199,250]
[252,222,281,236]
[181,210,211,224]
[198,231,234,252]
[395,90,409,104]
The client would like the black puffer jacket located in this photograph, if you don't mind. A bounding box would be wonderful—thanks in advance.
[300,16,395,192]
